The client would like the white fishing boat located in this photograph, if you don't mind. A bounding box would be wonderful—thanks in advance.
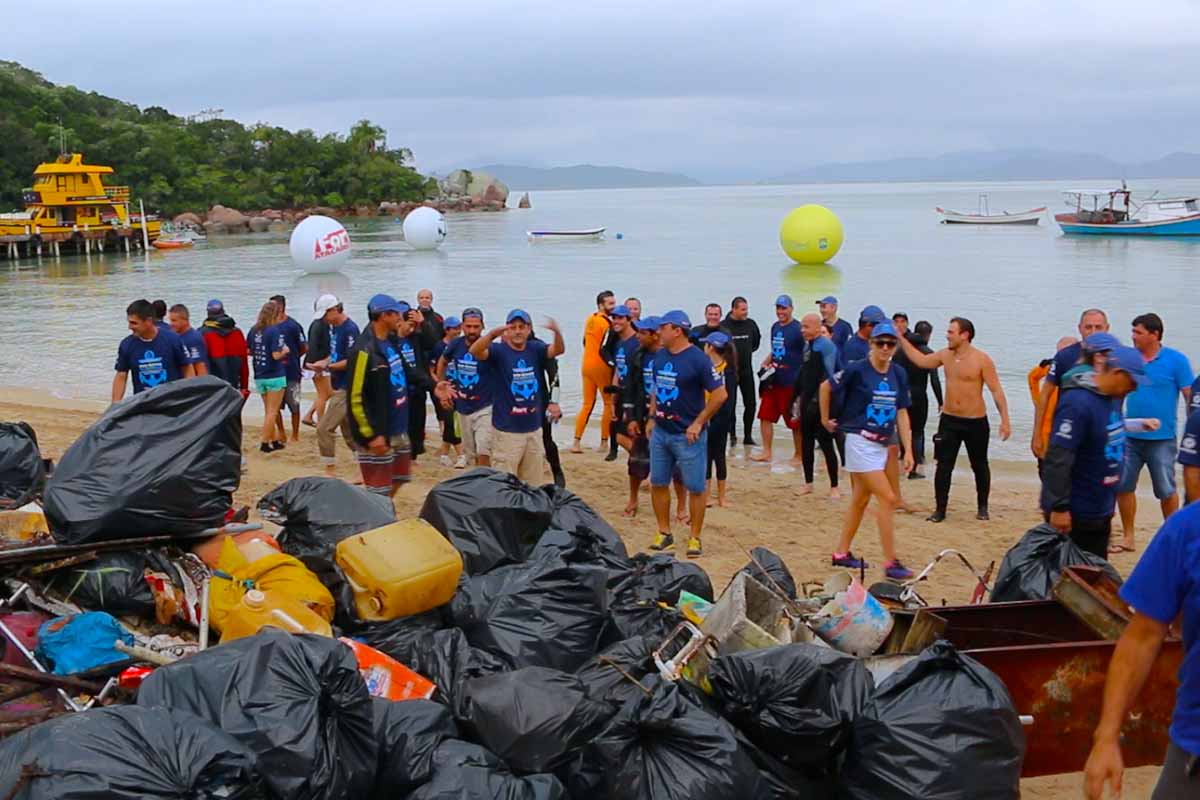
[526,227,606,240]
[937,195,1044,225]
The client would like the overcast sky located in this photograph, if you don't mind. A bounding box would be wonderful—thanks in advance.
[10,1,1200,181]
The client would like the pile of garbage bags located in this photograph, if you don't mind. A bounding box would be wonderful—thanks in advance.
[990,524,1122,603]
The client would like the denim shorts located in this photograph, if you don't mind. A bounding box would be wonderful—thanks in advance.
[1118,437,1177,498]
[650,428,707,494]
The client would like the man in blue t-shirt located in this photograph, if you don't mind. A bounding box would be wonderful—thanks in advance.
[311,297,359,476]
[815,295,854,351]
[1032,307,1110,458]
[438,307,496,467]
[1113,313,1194,553]
[648,310,726,558]
[270,295,308,444]
[167,304,209,377]
[841,304,887,365]
[112,298,194,402]
[1083,500,1200,798]
[470,309,565,485]
[1179,408,1200,505]
[1041,343,1151,560]
[751,295,805,464]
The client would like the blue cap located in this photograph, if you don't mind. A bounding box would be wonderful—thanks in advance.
[700,331,731,347]
[367,293,405,315]
[443,316,462,329]
[774,294,793,309]
[635,316,660,332]
[1106,345,1150,386]
[860,305,886,324]
[397,300,412,315]
[815,295,838,305]
[206,299,224,315]
[506,308,532,324]
[660,310,692,329]
[870,321,899,339]
[612,304,632,318]
[1083,332,1119,353]
[462,307,484,321]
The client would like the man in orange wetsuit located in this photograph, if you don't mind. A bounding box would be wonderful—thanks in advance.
[1028,336,1078,473]
[573,290,617,453]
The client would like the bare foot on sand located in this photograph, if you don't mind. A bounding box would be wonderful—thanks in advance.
[829,487,842,500]
[622,503,638,518]
[569,441,584,454]
[749,451,772,463]
[717,497,732,508]
[676,508,691,524]
[797,484,813,496]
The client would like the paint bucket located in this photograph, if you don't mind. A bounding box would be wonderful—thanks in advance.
[809,572,894,657]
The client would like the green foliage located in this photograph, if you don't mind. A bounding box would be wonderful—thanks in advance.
[0,61,429,215]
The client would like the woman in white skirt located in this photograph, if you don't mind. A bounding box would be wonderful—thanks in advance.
[819,320,915,580]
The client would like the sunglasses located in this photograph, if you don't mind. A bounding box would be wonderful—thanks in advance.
[871,339,898,349]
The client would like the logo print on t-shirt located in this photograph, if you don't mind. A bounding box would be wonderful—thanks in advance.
[865,379,897,426]
[1183,435,1197,454]
[401,341,417,368]
[1104,411,1125,465]
[655,362,680,404]
[456,352,480,388]
[772,331,785,361]
[1058,420,1073,437]
[385,345,407,389]
[138,349,167,388]
[616,349,628,381]
[511,359,538,401]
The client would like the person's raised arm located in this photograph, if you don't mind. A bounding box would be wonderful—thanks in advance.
[897,335,942,369]
[1083,613,1171,799]
[981,352,1011,440]
[111,372,128,403]
[470,326,506,360]
[544,318,565,358]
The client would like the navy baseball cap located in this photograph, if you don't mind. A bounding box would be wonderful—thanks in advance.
[635,316,661,332]
[870,321,899,339]
[815,295,838,305]
[206,299,224,316]
[774,294,794,309]
[367,293,405,314]
[859,305,886,324]
[1083,332,1120,353]
[397,300,412,315]
[612,304,632,318]
[443,316,462,329]
[660,310,692,329]
[700,331,731,347]
[1106,345,1150,386]
[462,307,484,321]
[506,308,532,324]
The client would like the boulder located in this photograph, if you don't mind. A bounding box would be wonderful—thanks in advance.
[202,220,228,235]
[518,193,531,209]
[442,170,470,196]
[207,205,249,232]
[354,205,373,217]
[261,209,284,221]
[248,216,270,233]
[173,211,203,228]
[481,183,507,206]
[309,206,340,218]
[466,171,509,205]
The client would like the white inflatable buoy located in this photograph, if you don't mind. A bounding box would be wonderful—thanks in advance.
[403,207,447,250]
[289,215,351,274]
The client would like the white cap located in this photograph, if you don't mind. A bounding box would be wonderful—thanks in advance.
[312,294,340,320]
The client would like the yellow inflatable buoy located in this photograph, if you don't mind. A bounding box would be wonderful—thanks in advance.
[779,205,844,264]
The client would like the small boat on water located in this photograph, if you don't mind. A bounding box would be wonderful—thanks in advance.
[1055,186,1200,236]
[937,194,1044,225]
[151,237,193,250]
[527,227,605,240]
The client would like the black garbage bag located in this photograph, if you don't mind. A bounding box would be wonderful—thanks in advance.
[258,477,394,560]
[575,635,657,711]
[0,705,261,799]
[0,421,44,509]
[533,526,632,576]
[420,468,555,574]
[137,629,376,800]
[542,484,629,561]
[408,739,566,800]
[737,546,798,600]
[45,550,155,618]
[841,640,1025,800]
[594,676,767,800]
[44,377,243,545]
[451,549,608,672]
[459,667,615,773]
[371,697,460,798]
[990,524,1122,602]
[708,643,872,768]
[603,553,711,645]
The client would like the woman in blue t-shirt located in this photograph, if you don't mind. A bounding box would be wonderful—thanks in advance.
[247,301,291,454]
[819,321,915,580]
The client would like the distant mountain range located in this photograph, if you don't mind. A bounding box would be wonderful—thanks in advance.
[765,150,1200,184]
[471,163,703,190]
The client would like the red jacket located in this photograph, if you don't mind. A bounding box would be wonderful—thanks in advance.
[202,316,250,396]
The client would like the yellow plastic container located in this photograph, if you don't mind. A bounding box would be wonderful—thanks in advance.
[335,519,463,621]
[219,588,333,642]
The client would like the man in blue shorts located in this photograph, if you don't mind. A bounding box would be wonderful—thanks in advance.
[648,310,726,558]
[1113,313,1193,553]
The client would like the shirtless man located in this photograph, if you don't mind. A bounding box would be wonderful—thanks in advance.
[1031,308,1109,459]
[899,316,1011,521]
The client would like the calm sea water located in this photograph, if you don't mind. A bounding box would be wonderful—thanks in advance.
[4,179,1200,459]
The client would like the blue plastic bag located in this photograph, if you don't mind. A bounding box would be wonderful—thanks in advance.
[36,611,133,674]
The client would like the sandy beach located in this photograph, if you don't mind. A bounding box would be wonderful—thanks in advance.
[5,394,1165,797]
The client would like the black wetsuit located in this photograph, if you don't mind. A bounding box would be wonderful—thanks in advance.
[795,338,839,488]
[722,313,762,443]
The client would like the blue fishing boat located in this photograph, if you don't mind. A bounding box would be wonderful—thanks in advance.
[1056,187,1200,236]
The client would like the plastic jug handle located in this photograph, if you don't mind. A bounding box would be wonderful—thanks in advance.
[267,608,306,633]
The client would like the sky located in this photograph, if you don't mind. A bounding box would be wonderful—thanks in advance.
[9,0,1200,182]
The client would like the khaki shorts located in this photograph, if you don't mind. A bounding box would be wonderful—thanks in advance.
[461,406,494,461]
[491,428,545,485]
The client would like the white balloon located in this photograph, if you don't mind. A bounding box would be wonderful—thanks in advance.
[289,215,352,273]
[403,207,447,250]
